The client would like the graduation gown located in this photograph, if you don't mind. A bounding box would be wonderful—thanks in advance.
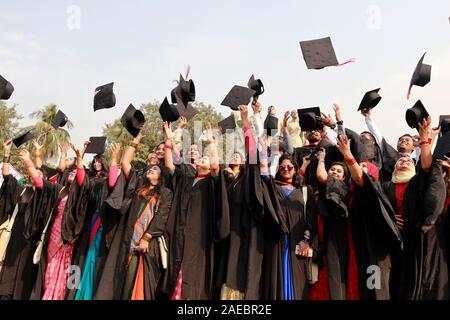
[65,173,126,300]
[95,168,173,300]
[219,164,265,300]
[383,163,449,300]
[260,175,315,300]
[0,175,60,299]
[350,173,403,300]
[161,165,229,300]
[30,177,88,299]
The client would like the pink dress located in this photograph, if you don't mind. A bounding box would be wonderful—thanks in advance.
[42,196,74,300]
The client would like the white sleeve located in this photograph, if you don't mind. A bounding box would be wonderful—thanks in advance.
[322,127,338,146]
[364,117,384,151]
[253,113,264,139]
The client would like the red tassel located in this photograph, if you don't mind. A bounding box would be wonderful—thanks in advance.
[185,65,191,80]
[407,84,412,100]
[335,58,356,67]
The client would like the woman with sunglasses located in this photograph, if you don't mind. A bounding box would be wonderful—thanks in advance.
[259,128,315,300]
[96,129,173,300]
[381,116,448,300]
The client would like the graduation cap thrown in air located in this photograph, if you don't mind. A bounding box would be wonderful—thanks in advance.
[247,75,264,102]
[94,82,116,111]
[221,85,256,111]
[407,53,431,100]
[218,114,237,134]
[439,115,450,136]
[51,110,68,129]
[405,100,429,130]
[297,107,323,131]
[85,136,107,155]
[358,88,382,111]
[12,129,35,148]
[121,104,146,137]
[299,37,355,70]
[0,74,14,100]
[171,75,195,108]
[433,131,450,160]
[177,103,199,122]
[159,97,180,123]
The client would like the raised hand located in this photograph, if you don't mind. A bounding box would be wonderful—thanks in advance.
[205,122,214,144]
[32,139,43,152]
[283,111,290,129]
[70,143,83,159]
[251,100,261,114]
[360,108,371,118]
[336,135,352,158]
[333,103,342,123]
[320,112,335,128]
[178,116,188,129]
[163,121,173,141]
[3,139,12,156]
[110,143,121,161]
[59,142,68,155]
[418,116,432,143]
[315,148,326,161]
[19,149,31,163]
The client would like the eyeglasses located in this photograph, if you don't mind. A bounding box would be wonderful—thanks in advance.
[279,164,294,172]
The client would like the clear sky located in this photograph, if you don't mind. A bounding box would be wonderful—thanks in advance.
[1,0,449,159]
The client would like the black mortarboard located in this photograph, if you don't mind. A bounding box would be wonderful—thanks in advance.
[0,74,14,100]
[300,37,339,70]
[247,74,264,101]
[94,82,116,111]
[264,115,279,136]
[12,129,35,148]
[218,114,237,134]
[176,102,199,122]
[121,104,146,137]
[358,88,382,111]
[51,110,68,129]
[159,97,180,123]
[433,131,450,160]
[221,85,256,111]
[297,107,323,131]
[85,136,107,155]
[407,53,431,100]
[439,115,450,135]
[405,100,429,130]
[171,75,195,108]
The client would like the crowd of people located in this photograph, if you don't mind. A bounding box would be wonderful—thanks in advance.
[0,95,449,300]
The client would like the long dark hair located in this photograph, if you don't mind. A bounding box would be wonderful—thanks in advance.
[88,154,109,178]
[136,166,164,202]
[275,154,302,187]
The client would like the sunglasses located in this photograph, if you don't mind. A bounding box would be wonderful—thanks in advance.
[279,164,294,172]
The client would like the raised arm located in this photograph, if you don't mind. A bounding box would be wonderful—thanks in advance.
[2,139,12,176]
[173,116,187,144]
[282,111,294,155]
[336,135,364,187]
[361,108,384,149]
[316,148,328,185]
[121,130,144,179]
[418,116,437,173]
[19,149,43,189]
[109,143,121,188]
[57,143,68,173]
[71,142,87,187]
[205,122,220,176]
[32,139,44,169]
[252,101,264,139]
[163,121,175,174]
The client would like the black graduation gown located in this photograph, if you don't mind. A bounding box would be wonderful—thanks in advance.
[0,176,60,299]
[260,175,315,300]
[65,173,126,300]
[218,164,265,300]
[317,177,351,300]
[350,173,403,300]
[30,177,88,299]
[95,168,173,300]
[161,166,229,300]
[383,163,449,300]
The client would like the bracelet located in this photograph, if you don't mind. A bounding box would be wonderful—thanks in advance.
[419,138,432,146]
[259,153,268,159]
[164,144,173,150]
[303,234,310,243]
[3,155,10,163]
[130,142,139,149]
[345,157,357,166]
[336,120,344,125]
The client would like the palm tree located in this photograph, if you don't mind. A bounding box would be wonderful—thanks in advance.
[30,104,74,160]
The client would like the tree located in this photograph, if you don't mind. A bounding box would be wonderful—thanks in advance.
[103,100,225,167]
[29,104,74,160]
[0,102,26,177]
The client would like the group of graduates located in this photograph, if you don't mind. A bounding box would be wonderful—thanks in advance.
[1,93,449,300]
